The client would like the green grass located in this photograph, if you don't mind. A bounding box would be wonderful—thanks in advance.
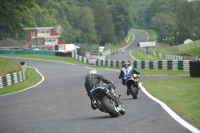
[131,50,163,60]
[0,54,85,65]
[0,67,42,96]
[143,77,200,126]
[158,48,177,55]
[176,40,200,54]
[111,31,134,51]
[155,42,200,56]
[0,57,22,76]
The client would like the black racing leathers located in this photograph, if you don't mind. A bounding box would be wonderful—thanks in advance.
[85,73,112,99]
[118,66,140,86]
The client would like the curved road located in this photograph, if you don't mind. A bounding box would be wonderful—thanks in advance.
[105,30,148,60]
[0,57,193,133]
[0,30,199,133]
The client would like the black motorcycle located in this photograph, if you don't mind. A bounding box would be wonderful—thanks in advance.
[124,74,139,99]
[90,83,125,117]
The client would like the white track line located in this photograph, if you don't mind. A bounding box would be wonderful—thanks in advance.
[139,82,200,133]
[0,66,44,97]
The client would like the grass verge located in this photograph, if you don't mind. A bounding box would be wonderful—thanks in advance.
[143,77,200,126]
[0,67,42,96]
[0,57,22,76]
[0,54,85,65]
[131,50,163,60]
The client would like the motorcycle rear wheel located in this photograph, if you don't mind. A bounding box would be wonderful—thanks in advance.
[100,96,119,117]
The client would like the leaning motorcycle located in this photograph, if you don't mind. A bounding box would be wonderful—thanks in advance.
[124,74,139,99]
[90,83,125,117]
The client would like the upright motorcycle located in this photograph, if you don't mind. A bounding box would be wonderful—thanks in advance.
[124,74,139,99]
[90,83,125,117]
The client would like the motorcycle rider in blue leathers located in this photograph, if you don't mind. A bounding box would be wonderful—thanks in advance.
[119,61,140,95]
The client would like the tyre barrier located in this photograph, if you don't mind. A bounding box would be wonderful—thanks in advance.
[0,62,27,89]
[189,61,200,77]
[72,53,190,71]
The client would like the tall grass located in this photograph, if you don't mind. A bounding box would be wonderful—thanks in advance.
[174,40,200,56]
[0,57,22,76]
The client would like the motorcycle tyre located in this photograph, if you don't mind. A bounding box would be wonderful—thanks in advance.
[136,81,139,95]
[129,85,137,99]
[100,96,119,117]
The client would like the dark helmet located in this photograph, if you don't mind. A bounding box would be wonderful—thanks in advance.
[123,61,130,69]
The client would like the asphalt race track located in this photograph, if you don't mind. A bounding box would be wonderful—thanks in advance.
[0,30,199,133]
[105,30,148,61]
[0,57,193,133]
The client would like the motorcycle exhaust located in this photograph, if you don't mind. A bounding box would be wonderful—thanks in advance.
[105,89,120,106]
[105,89,109,93]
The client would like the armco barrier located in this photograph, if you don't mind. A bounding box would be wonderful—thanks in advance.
[0,63,27,89]
[189,61,200,77]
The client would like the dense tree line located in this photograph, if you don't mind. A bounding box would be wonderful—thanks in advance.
[1,0,200,46]
[0,0,136,46]
[135,0,200,45]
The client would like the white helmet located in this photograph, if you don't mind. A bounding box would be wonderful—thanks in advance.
[89,68,97,74]
[123,61,130,69]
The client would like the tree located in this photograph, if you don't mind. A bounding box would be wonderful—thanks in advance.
[89,1,115,45]
[109,0,136,41]
[145,0,174,26]
[67,5,97,44]
[176,1,196,43]
[135,0,154,26]
[61,21,81,43]
[150,13,177,40]
[0,0,34,28]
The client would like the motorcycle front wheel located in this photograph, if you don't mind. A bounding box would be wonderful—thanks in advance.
[129,84,137,99]
[100,96,119,117]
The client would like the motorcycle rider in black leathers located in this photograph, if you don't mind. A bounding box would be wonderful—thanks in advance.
[85,68,116,110]
[119,61,140,95]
